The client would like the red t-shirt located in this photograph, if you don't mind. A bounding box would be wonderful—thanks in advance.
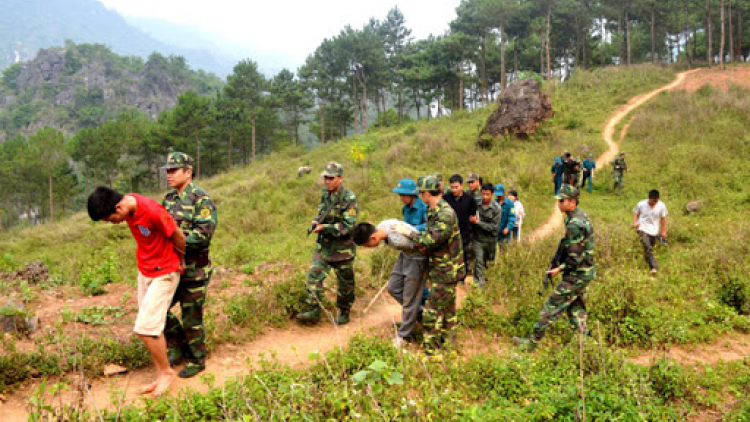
[125,194,180,277]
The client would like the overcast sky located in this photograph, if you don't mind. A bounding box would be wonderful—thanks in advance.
[96,0,460,67]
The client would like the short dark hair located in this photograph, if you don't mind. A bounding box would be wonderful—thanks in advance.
[353,222,377,245]
[649,189,660,199]
[425,189,442,197]
[565,153,572,158]
[474,176,483,184]
[87,186,123,221]
[509,189,518,198]
[481,183,494,192]
[449,174,463,184]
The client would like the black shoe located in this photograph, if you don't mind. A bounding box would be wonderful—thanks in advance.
[335,310,350,325]
[296,307,322,324]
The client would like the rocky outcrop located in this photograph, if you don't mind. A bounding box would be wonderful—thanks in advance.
[478,78,554,146]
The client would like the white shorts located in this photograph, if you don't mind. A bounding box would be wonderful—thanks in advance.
[133,271,180,336]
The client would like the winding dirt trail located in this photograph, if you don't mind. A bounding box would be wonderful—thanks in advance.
[0,67,730,421]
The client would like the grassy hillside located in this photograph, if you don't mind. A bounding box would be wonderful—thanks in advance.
[4,64,750,419]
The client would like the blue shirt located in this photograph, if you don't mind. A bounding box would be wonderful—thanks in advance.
[582,159,596,173]
[496,197,517,239]
[402,197,427,232]
[551,163,564,178]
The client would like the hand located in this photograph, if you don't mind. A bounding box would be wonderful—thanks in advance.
[545,267,561,277]
[502,228,509,236]
[632,222,640,229]
[391,224,414,238]
[661,231,667,239]
[311,221,324,233]
[469,215,478,224]
[179,261,186,275]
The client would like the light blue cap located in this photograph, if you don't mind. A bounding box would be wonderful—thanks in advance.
[392,178,418,196]
[554,157,562,163]
[493,183,505,197]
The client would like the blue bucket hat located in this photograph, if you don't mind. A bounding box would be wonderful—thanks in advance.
[554,157,562,163]
[588,153,594,158]
[493,183,505,197]
[392,178,418,196]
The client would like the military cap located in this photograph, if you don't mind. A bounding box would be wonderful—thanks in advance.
[555,184,580,200]
[432,172,444,182]
[467,173,480,182]
[493,183,505,197]
[392,178,418,196]
[321,161,344,177]
[417,175,440,191]
[554,157,562,163]
[162,152,194,170]
[620,152,626,156]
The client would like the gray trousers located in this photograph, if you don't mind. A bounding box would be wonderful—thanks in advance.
[637,230,659,270]
[473,238,496,288]
[388,252,428,339]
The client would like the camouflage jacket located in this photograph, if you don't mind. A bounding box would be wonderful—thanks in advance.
[610,157,627,174]
[410,199,465,284]
[163,182,217,278]
[469,189,483,207]
[558,208,595,281]
[315,186,358,262]
[474,200,501,241]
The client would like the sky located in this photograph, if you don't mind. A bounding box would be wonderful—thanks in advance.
[96,0,461,68]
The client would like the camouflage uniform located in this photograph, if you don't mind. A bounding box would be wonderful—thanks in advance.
[161,153,218,370]
[410,176,465,354]
[303,164,358,316]
[531,187,595,343]
[472,199,501,288]
[611,155,628,193]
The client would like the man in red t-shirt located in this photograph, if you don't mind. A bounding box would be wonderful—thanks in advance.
[88,186,186,397]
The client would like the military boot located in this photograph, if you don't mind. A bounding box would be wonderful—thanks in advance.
[296,307,322,325]
[178,360,206,378]
[513,336,537,352]
[334,310,350,326]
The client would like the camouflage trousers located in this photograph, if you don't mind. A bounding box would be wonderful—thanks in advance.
[165,265,212,364]
[423,281,457,354]
[531,276,591,342]
[613,173,624,193]
[305,253,356,312]
[463,238,474,278]
[472,238,496,289]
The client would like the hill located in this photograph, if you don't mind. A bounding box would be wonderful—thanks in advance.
[0,0,230,76]
[2,65,750,419]
[0,41,223,140]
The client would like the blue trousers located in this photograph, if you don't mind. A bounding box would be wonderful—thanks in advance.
[582,172,593,193]
[554,177,562,195]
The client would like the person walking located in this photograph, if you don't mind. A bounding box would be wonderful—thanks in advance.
[551,158,564,195]
[297,162,358,326]
[161,152,218,378]
[508,189,525,242]
[611,152,628,195]
[443,174,477,283]
[494,184,516,250]
[471,183,501,288]
[632,189,668,275]
[514,185,595,350]
[581,154,596,193]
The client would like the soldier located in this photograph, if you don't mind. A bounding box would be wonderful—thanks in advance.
[467,173,483,206]
[551,157,564,195]
[393,175,464,359]
[514,185,595,350]
[611,152,628,195]
[494,184,516,250]
[297,162,358,326]
[161,152,217,378]
[471,183,501,288]
[581,153,596,193]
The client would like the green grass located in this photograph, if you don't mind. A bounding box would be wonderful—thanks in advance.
[6,64,750,418]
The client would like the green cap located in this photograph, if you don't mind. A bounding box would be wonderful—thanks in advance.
[321,161,344,177]
[467,173,480,182]
[162,152,193,170]
[432,172,444,182]
[555,184,579,200]
[417,175,440,191]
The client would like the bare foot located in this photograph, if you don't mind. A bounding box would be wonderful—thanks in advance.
[137,380,158,395]
[149,371,176,398]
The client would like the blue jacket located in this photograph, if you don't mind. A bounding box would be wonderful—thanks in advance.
[582,159,596,173]
[496,197,516,239]
[402,197,427,232]
[551,163,564,178]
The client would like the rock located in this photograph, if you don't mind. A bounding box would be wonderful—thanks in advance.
[685,201,704,214]
[478,78,554,146]
[298,166,312,177]
[15,261,49,284]
[0,299,38,334]
[103,364,128,376]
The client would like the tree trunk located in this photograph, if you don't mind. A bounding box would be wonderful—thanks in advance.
[617,16,623,65]
[480,38,488,105]
[459,62,464,109]
[251,112,256,161]
[582,28,588,69]
[228,132,233,168]
[362,79,369,129]
[708,0,713,66]
[720,0,725,67]
[601,18,606,65]
[626,11,632,65]
[318,102,325,144]
[729,1,733,62]
[414,88,421,120]
[48,171,53,222]
[685,2,693,67]
[514,38,519,81]
[195,133,201,178]
[651,7,656,63]
[398,79,404,121]
[546,3,552,81]
[739,8,743,62]
[353,77,358,134]
[500,24,507,91]
[540,34,545,75]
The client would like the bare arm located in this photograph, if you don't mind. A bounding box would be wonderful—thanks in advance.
[632,212,640,229]
[660,216,667,238]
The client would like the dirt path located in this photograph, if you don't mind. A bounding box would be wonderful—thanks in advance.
[0,68,727,421]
